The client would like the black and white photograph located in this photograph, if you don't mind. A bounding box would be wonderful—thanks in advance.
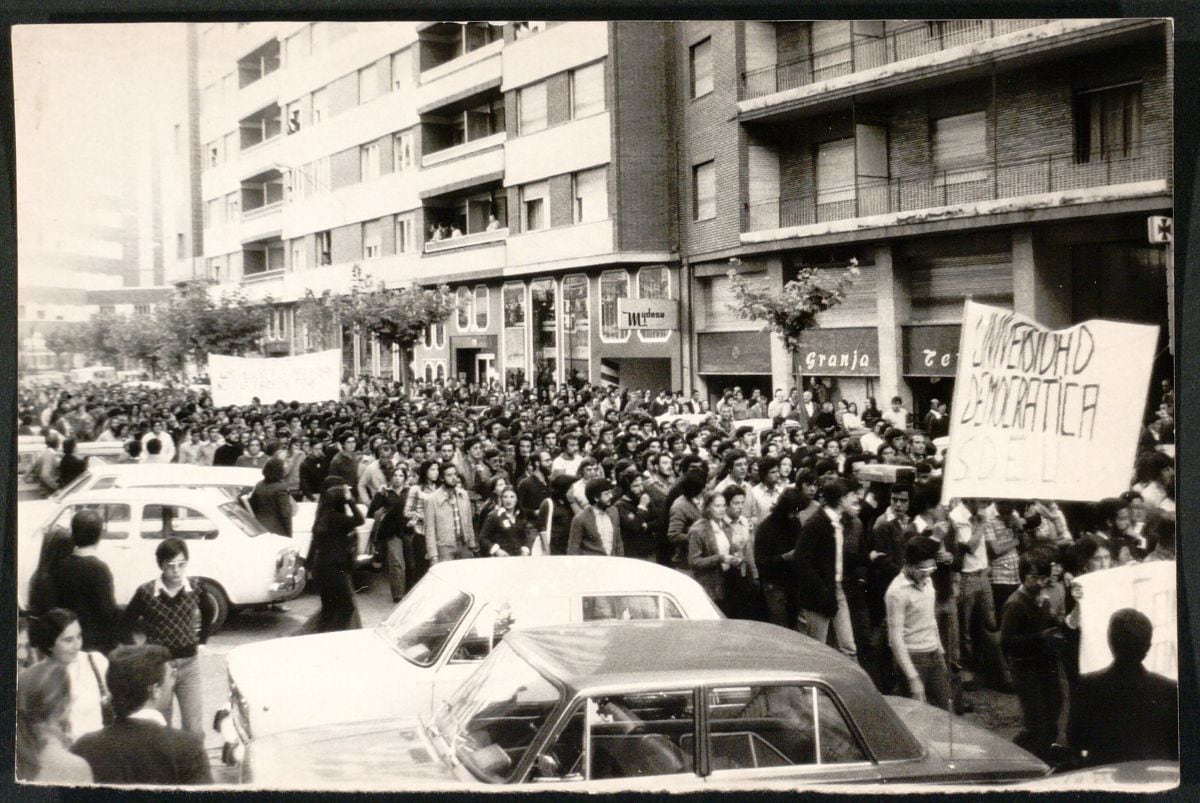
[8,14,1188,794]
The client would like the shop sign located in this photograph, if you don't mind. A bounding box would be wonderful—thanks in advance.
[697,331,771,374]
[616,298,678,330]
[449,335,497,350]
[795,327,878,376]
[904,325,961,377]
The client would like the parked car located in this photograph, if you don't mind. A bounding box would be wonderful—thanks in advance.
[241,619,1049,790]
[220,557,722,761]
[17,439,127,501]
[17,463,372,594]
[18,486,305,630]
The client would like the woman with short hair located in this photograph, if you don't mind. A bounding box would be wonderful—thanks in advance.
[28,608,109,740]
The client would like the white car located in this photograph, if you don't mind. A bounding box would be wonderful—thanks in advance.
[17,463,373,592]
[20,486,305,630]
[221,556,722,760]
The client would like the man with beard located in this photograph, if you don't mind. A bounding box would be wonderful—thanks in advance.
[516,449,553,521]
[567,479,624,557]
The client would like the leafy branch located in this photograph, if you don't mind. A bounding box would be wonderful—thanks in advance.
[726,258,860,354]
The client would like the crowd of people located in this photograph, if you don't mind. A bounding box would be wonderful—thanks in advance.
[16,372,1178,783]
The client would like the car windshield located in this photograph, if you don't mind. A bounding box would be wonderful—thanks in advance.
[219,501,269,536]
[433,641,561,783]
[377,575,473,667]
[51,470,94,502]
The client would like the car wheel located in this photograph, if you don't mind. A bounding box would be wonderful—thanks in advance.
[194,577,230,633]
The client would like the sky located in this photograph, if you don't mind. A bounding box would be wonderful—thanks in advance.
[13,24,186,285]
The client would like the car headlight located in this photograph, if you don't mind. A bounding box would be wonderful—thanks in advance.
[275,548,298,579]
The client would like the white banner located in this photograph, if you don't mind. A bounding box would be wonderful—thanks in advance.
[943,301,1158,502]
[1075,561,1176,680]
[209,349,342,407]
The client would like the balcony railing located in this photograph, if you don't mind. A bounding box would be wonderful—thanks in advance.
[241,267,285,284]
[743,19,1050,100]
[745,141,1170,232]
[423,227,508,253]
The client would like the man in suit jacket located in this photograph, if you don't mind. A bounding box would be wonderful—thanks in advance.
[567,479,624,557]
[425,463,479,564]
[1067,608,1178,767]
[72,644,212,785]
[793,478,859,659]
[789,390,817,430]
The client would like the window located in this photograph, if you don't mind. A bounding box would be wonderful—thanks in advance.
[316,230,332,265]
[434,323,445,349]
[139,505,219,540]
[1075,83,1142,162]
[363,221,381,260]
[582,594,684,621]
[474,286,489,330]
[572,166,608,224]
[815,138,855,207]
[693,161,715,220]
[518,82,548,135]
[360,142,380,182]
[311,88,328,125]
[358,64,379,104]
[286,102,302,133]
[395,214,416,253]
[134,304,151,316]
[933,111,988,182]
[705,685,867,770]
[599,270,629,342]
[570,61,605,119]
[391,49,412,92]
[502,282,527,389]
[530,279,557,379]
[176,233,185,259]
[456,287,472,330]
[638,266,671,342]
[51,504,131,540]
[226,193,240,222]
[583,691,697,780]
[208,257,222,283]
[291,242,306,270]
[207,141,219,168]
[393,131,414,171]
[561,274,589,383]
[522,180,549,231]
[690,37,713,98]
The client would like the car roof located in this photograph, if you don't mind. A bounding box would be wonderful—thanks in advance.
[427,556,721,613]
[52,486,237,504]
[505,619,925,762]
[74,463,260,483]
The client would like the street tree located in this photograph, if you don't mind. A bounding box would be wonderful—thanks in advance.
[113,313,170,377]
[158,281,273,370]
[726,257,860,370]
[42,325,89,370]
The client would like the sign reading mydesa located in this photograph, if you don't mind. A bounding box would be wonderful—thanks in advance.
[616,298,678,330]
[943,301,1158,502]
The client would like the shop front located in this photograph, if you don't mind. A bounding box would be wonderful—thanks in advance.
[696,330,772,406]
[902,324,959,428]
[794,326,879,411]
[450,334,499,386]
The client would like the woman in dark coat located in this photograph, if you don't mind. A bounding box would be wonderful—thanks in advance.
[535,474,576,555]
[302,476,366,634]
[478,487,532,557]
[614,469,655,561]
[249,457,294,537]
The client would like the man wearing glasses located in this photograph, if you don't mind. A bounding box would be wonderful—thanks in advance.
[120,538,216,736]
[884,536,952,711]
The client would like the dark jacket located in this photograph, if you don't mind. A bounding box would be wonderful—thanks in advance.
[567,507,624,557]
[57,453,89,487]
[615,496,655,560]
[754,514,797,586]
[72,717,212,785]
[1067,662,1178,767]
[535,496,573,555]
[249,479,293,537]
[299,454,328,498]
[51,554,121,654]
[479,508,533,556]
[516,473,550,521]
[793,509,839,617]
[687,518,730,602]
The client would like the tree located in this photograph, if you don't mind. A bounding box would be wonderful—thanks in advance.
[113,313,170,377]
[157,281,273,370]
[43,325,89,370]
[300,266,456,388]
[295,289,340,353]
[726,257,860,360]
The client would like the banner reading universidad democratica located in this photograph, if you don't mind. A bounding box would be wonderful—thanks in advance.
[942,301,1158,502]
[209,349,342,407]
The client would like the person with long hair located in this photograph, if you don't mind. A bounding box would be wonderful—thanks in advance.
[688,490,740,613]
[29,608,110,741]
[754,485,809,627]
[479,486,532,557]
[304,476,366,633]
[403,459,440,585]
[28,530,74,615]
[17,661,93,783]
[536,473,577,556]
[249,456,294,537]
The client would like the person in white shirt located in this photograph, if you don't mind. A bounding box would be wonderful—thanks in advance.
[141,422,176,463]
[949,498,1008,688]
[549,433,584,478]
[882,396,909,431]
[767,389,792,421]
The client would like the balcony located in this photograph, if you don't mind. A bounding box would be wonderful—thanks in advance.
[424,227,508,254]
[238,38,281,89]
[744,141,1170,239]
[418,22,504,78]
[416,29,503,114]
[743,20,1049,100]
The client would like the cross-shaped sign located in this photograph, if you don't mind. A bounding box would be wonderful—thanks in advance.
[1147,215,1172,244]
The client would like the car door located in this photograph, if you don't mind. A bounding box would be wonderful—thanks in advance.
[48,502,139,603]
[135,500,223,586]
[700,683,882,787]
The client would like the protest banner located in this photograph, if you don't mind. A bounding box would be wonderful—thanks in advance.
[209,349,342,407]
[1074,561,1176,680]
[942,301,1158,502]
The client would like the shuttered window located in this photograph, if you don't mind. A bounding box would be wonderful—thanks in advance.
[362,220,381,260]
[748,145,781,230]
[570,61,605,119]
[693,161,716,220]
[909,254,1013,323]
[690,38,713,98]
[816,139,855,205]
[702,273,768,330]
[519,82,548,135]
[813,264,877,326]
[573,167,608,223]
[933,112,987,181]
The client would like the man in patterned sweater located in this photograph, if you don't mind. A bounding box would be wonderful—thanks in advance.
[121,537,216,736]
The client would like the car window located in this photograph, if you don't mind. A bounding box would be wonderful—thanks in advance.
[587,691,696,780]
[379,576,473,667]
[702,685,867,771]
[581,594,685,621]
[50,503,131,540]
[139,505,219,540]
[51,470,95,501]
[219,501,269,536]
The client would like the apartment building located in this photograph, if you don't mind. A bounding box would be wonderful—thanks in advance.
[677,18,1172,412]
[197,20,681,389]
